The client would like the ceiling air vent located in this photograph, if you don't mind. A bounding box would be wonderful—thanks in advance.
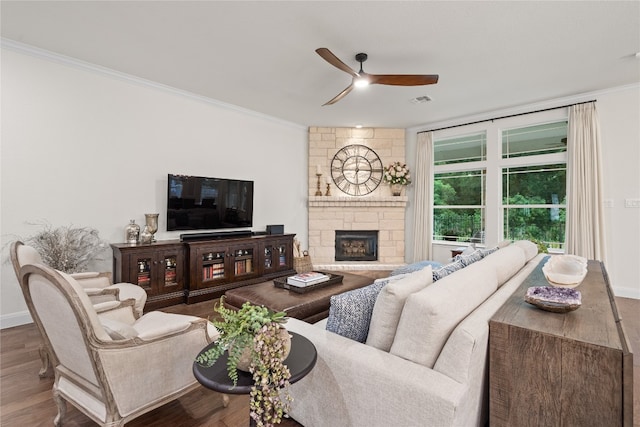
[411,95,432,104]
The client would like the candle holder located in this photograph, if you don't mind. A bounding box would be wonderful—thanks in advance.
[325,182,331,196]
[315,173,323,196]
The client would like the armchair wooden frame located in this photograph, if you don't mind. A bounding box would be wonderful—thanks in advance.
[19,262,220,426]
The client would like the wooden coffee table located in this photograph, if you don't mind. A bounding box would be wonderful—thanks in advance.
[224,271,389,323]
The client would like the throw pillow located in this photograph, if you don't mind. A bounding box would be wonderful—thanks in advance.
[366,266,433,351]
[453,249,483,267]
[432,259,465,281]
[390,260,442,276]
[325,280,386,342]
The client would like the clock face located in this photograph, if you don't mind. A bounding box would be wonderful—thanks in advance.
[331,144,383,196]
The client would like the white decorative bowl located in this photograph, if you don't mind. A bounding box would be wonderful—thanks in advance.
[542,255,588,288]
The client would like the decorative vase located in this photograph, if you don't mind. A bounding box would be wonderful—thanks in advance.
[124,219,140,244]
[235,327,292,372]
[144,213,159,242]
[391,183,403,196]
[139,226,153,244]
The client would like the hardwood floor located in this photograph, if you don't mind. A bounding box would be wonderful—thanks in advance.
[1,297,638,426]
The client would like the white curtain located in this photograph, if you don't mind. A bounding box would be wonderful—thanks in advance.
[566,102,607,263]
[411,131,434,261]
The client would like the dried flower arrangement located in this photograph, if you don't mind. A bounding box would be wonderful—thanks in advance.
[196,299,292,427]
[23,223,108,273]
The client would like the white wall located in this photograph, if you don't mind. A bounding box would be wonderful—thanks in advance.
[1,47,309,328]
[406,84,640,299]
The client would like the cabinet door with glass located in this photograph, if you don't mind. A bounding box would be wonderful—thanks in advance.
[228,242,259,281]
[126,248,184,297]
[111,242,186,310]
[260,237,293,276]
[196,246,229,289]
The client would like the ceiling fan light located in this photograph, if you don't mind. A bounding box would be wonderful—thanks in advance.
[354,77,370,88]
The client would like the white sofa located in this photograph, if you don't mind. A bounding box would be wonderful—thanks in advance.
[285,241,542,427]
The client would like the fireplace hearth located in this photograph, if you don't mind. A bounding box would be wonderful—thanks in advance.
[335,230,378,261]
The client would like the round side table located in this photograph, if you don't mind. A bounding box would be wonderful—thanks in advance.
[193,331,317,426]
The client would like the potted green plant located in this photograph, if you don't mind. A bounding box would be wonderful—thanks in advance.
[196,298,292,427]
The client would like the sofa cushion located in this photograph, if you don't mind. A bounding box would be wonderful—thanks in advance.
[390,260,498,368]
[366,266,433,351]
[514,240,539,261]
[390,260,442,276]
[481,244,526,287]
[325,280,386,342]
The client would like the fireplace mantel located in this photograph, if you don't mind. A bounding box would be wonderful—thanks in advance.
[308,196,408,208]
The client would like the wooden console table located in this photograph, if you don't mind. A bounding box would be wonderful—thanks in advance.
[489,259,633,426]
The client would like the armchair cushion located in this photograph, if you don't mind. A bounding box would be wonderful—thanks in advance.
[133,311,201,340]
[100,318,138,340]
[366,266,433,351]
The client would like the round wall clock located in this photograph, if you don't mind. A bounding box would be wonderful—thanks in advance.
[331,144,383,196]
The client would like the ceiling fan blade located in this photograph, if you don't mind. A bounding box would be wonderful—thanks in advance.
[323,84,354,106]
[368,74,439,86]
[316,48,359,78]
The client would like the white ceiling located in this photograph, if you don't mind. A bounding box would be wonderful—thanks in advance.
[2,1,639,129]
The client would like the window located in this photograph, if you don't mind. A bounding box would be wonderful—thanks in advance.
[434,170,485,242]
[433,119,567,250]
[433,133,486,243]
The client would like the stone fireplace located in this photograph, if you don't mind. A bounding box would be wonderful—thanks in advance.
[307,127,407,270]
[335,230,378,261]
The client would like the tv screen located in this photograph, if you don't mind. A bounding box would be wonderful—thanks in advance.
[167,174,254,231]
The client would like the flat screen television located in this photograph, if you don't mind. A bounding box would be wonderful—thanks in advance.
[167,174,254,231]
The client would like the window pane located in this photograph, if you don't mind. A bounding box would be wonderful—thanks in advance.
[503,164,566,204]
[435,133,486,165]
[434,208,485,243]
[504,207,565,250]
[502,121,567,158]
[435,170,485,206]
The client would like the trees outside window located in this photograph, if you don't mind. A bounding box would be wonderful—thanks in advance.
[433,119,567,249]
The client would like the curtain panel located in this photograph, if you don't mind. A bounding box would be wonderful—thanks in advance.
[566,102,607,263]
[412,131,434,261]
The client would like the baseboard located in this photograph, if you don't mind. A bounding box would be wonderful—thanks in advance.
[0,310,33,330]
[613,286,640,300]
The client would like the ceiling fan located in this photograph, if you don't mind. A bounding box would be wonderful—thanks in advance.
[316,47,439,106]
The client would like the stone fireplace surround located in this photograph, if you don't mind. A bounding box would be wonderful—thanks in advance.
[308,127,408,271]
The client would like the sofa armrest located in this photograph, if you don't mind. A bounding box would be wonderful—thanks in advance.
[284,318,466,427]
[71,271,113,289]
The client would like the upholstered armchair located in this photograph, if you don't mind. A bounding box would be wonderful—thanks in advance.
[11,241,147,316]
[19,262,221,427]
[11,241,149,377]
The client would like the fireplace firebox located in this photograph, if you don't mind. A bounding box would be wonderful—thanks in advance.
[335,230,378,261]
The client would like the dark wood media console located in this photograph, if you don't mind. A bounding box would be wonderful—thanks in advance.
[111,233,296,310]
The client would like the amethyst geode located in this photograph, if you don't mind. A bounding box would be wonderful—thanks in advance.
[525,286,582,313]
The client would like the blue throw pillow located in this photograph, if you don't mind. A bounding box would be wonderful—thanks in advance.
[453,249,483,267]
[432,259,465,281]
[325,280,387,342]
[390,260,443,276]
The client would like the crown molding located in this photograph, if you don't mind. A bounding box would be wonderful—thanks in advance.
[1,38,307,131]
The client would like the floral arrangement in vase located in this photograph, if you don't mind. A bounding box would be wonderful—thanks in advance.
[196,298,292,427]
[383,161,411,195]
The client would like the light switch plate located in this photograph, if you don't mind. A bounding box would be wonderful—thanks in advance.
[603,199,614,208]
[624,198,640,208]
